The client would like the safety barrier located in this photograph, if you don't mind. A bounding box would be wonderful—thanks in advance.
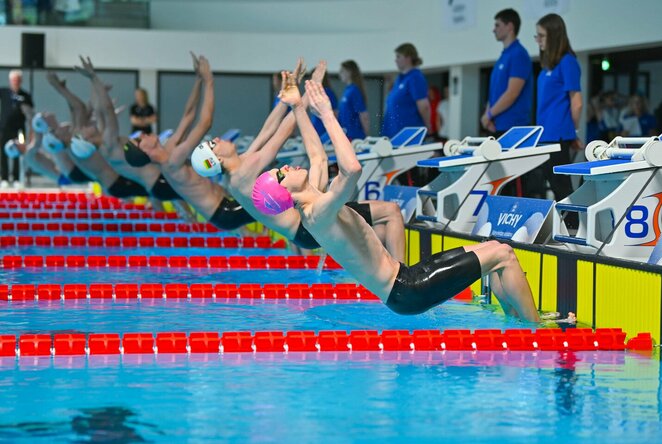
[0,328,652,358]
[0,192,113,203]
[0,221,219,233]
[0,210,179,220]
[1,254,337,270]
[0,235,284,249]
[0,282,381,301]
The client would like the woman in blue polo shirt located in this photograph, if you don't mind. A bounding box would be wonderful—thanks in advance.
[381,43,430,138]
[338,60,370,140]
[535,13,583,202]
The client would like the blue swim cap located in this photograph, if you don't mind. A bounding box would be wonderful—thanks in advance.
[42,133,65,154]
[70,136,96,159]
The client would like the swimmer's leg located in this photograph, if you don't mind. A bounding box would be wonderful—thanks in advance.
[467,240,540,322]
[461,243,518,317]
[365,200,405,263]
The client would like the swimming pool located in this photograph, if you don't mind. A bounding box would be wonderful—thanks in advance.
[0,192,660,443]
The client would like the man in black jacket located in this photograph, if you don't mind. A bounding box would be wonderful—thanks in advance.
[0,69,33,186]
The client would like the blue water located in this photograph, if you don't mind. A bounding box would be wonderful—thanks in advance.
[1,229,661,442]
[0,351,659,443]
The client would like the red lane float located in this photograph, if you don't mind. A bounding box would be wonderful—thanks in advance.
[1,254,336,270]
[0,210,179,220]
[0,328,651,358]
[0,282,380,301]
[0,221,219,233]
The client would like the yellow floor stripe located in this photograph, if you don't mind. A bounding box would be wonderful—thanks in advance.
[406,229,420,266]
[576,260,595,326]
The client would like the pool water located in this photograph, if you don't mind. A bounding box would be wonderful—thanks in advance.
[1,212,661,443]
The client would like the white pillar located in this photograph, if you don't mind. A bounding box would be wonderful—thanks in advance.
[448,64,480,139]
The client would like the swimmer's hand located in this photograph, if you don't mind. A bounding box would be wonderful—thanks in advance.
[305,80,333,117]
[190,51,200,76]
[46,71,66,89]
[292,57,307,85]
[311,60,327,84]
[42,112,59,130]
[278,70,302,106]
[197,56,212,82]
[75,56,96,79]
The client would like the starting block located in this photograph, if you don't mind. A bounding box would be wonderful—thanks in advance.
[328,127,442,201]
[415,126,559,234]
[552,135,662,261]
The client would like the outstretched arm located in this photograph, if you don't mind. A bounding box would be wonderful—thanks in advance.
[243,58,306,156]
[166,52,204,155]
[168,55,214,168]
[308,80,361,207]
[251,60,329,179]
[75,56,118,152]
[47,72,91,129]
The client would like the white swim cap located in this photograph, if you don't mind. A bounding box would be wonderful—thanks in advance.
[4,140,20,159]
[70,136,96,159]
[32,113,49,134]
[191,140,222,177]
[42,133,65,154]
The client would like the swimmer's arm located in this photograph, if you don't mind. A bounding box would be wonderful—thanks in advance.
[24,136,62,182]
[243,58,309,156]
[242,101,289,155]
[168,78,202,153]
[169,56,215,168]
[250,61,328,173]
[308,80,359,180]
[293,103,328,191]
[77,56,119,150]
[47,72,90,129]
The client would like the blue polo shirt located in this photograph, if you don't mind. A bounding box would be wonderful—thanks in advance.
[311,87,338,137]
[489,39,532,131]
[338,84,368,140]
[381,68,428,138]
[537,53,581,142]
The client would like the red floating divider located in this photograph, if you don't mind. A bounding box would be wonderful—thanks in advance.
[123,333,154,354]
[165,283,188,299]
[221,332,254,353]
[285,331,317,352]
[626,333,653,351]
[19,334,51,356]
[0,285,8,301]
[317,331,350,352]
[54,334,86,355]
[381,330,413,351]
[89,283,113,299]
[0,335,16,356]
[88,333,121,355]
[115,284,139,299]
[253,331,285,352]
[349,330,381,351]
[63,284,87,300]
[156,332,188,353]
[37,284,61,301]
[189,332,220,353]
[190,284,213,299]
[11,284,35,301]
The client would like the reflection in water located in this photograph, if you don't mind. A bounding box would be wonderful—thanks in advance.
[0,406,162,443]
[553,351,581,416]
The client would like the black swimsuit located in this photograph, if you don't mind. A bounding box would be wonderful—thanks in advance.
[107,176,149,198]
[66,166,93,184]
[150,174,181,201]
[292,202,373,249]
[209,198,255,230]
[386,247,482,315]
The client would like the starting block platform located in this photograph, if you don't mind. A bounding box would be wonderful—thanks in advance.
[415,126,560,234]
[552,135,662,262]
[327,127,442,201]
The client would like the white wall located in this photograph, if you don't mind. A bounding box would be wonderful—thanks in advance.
[0,0,661,74]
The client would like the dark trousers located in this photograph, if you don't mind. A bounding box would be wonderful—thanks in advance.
[0,136,20,181]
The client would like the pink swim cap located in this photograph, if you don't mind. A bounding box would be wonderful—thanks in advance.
[252,171,294,215]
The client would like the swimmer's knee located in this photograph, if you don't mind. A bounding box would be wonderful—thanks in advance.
[496,243,516,264]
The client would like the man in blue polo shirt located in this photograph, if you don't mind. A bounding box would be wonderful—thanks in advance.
[481,9,532,136]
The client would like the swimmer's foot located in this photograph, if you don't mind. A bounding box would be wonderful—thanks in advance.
[541,312,577,326]
[540,311,561,320]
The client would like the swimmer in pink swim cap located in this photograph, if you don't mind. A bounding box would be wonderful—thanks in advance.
[196,61,407,262]
[253,80,540,321]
